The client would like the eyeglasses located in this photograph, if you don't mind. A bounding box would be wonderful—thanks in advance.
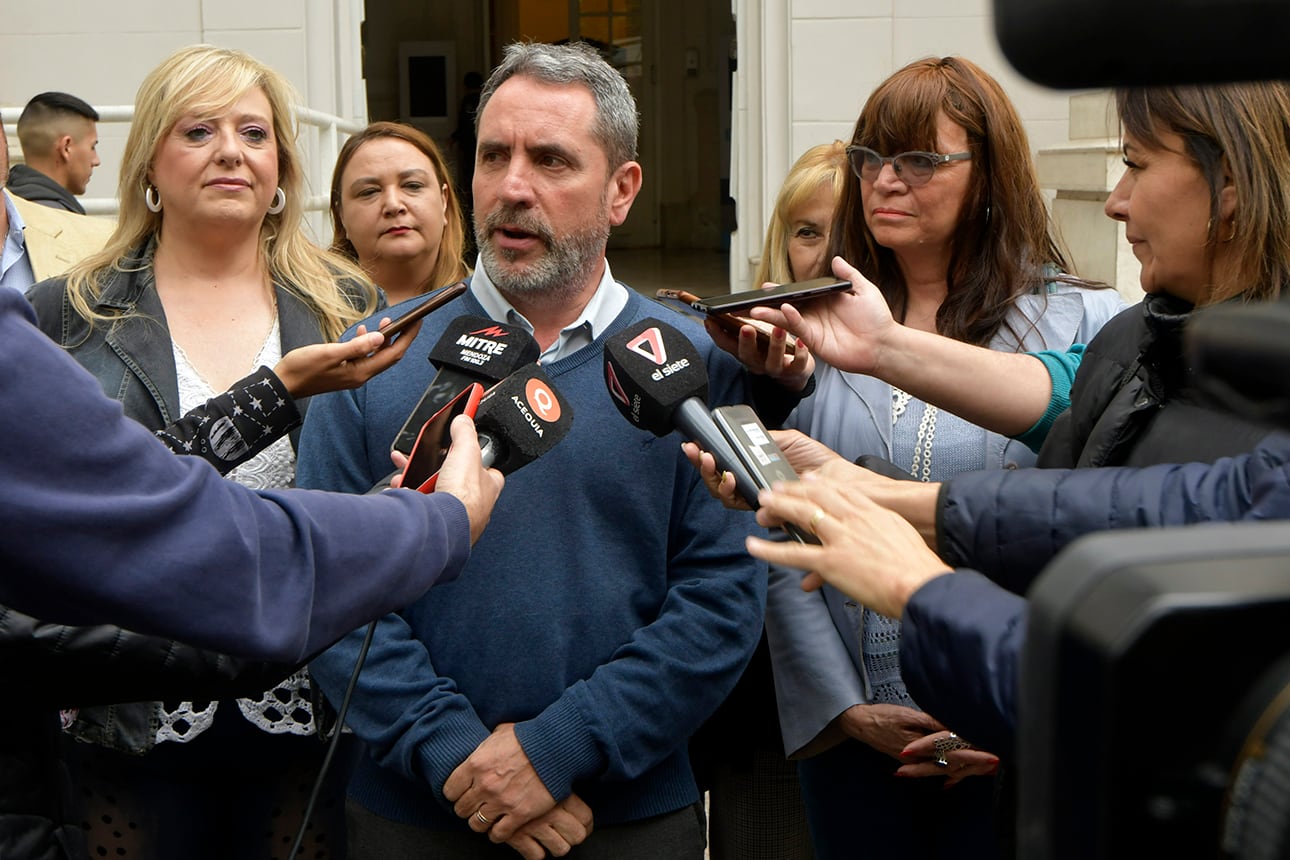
[845,145,972,187]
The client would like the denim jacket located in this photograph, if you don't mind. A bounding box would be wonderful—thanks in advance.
[23,244,368,753]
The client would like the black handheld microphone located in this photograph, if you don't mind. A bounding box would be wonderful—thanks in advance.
[604,319,818,545]
[474,364,574,474]
[604,318,762,504]
[392,315,541,454]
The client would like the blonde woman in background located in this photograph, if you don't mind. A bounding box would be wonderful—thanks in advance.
[754,140,848,287]
[690,140,846,860]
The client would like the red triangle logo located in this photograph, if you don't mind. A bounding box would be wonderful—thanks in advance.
[606,362,629,406]
[625,327,667,365]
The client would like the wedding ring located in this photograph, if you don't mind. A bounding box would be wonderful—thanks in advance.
[475,809,492,826]
[808,508,827,535]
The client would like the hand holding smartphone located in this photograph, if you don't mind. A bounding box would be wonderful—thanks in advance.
[400,382,484,492]
[655,288,794,355]
[377,281,468,344]
[691,277,851,315]
[710,403,820,545]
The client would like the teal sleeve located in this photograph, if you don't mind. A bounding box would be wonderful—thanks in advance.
[1013,344,1085,452]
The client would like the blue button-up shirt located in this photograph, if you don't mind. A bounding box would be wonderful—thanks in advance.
[0,190,35,295]
[471,259,629,364]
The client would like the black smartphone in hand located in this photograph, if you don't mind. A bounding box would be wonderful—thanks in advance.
[377,281,468,344]
[655,288,795,355]
[690,277,851,315]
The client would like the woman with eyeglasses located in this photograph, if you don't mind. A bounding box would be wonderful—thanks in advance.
[753,57,1125,860]
[738,76,1290,780]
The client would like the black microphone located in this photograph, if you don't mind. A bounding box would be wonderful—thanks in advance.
[398,365,573,492]
[474,364,574,475]
[604,318,762,504]
[392,315,541,454]
[604,319,818,545]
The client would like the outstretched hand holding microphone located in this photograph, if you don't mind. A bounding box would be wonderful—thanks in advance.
[600,318,951,606]
[411,414,506,544]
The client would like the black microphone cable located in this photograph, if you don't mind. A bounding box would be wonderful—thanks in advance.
[287,618,377,860]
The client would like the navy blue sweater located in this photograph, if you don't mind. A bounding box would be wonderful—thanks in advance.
[298,285,767,829]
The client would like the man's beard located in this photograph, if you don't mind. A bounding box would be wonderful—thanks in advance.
[475,204,610,305]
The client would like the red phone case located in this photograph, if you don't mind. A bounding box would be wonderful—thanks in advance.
[401,382,484,493]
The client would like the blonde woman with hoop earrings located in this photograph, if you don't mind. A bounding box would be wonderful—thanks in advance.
[25,44,419,860]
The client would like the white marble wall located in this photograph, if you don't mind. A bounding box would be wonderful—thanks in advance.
[0,0,359,238]
[731,0,1102,288]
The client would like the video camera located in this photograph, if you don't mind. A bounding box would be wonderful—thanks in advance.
[992,0,1290,856]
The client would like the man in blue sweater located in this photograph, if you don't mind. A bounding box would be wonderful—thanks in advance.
[297,42,768,859]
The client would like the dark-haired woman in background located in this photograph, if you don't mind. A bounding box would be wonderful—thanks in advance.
[757,56,1125,859]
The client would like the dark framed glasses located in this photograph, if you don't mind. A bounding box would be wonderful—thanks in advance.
[845,145,971,186]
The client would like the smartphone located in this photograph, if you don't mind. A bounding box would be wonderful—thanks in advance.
[690,277,851,315]
[655,288,795,355]
[377,281,468,343]
[400,382,484,493]
[711,403,819,545]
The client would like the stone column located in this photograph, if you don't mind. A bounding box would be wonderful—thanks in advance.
[1038,91,1144,302]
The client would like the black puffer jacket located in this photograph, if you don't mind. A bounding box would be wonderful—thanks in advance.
[1038,293,1276,469]
[0,606,297,860]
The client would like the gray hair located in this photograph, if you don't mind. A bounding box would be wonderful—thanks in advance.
[477,41,639,169]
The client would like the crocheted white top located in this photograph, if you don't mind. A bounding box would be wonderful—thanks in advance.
[157,320,318,743]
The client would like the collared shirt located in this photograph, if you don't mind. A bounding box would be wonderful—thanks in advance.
[471,259,629,364]
[0,190,35,295]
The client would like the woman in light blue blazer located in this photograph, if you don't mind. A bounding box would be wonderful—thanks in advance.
[763,56,1126,860]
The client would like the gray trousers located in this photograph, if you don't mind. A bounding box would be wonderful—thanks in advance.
[347,798,707,860]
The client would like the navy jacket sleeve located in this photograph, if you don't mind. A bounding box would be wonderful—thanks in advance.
[899,571,1026,754]
[0,290,472,663]
[936,432,1290,595]
[154,365,301,473]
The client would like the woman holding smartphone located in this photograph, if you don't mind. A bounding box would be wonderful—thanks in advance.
[733,57,1125,860]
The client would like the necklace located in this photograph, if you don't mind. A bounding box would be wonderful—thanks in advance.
[892,387,937,482]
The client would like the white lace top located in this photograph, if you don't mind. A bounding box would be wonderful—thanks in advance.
[154,318,319,743]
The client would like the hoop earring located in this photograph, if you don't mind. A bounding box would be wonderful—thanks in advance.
[145,185,162,213]
[267,187,286,216]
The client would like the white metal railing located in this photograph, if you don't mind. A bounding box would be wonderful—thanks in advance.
[3,104,365,223]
